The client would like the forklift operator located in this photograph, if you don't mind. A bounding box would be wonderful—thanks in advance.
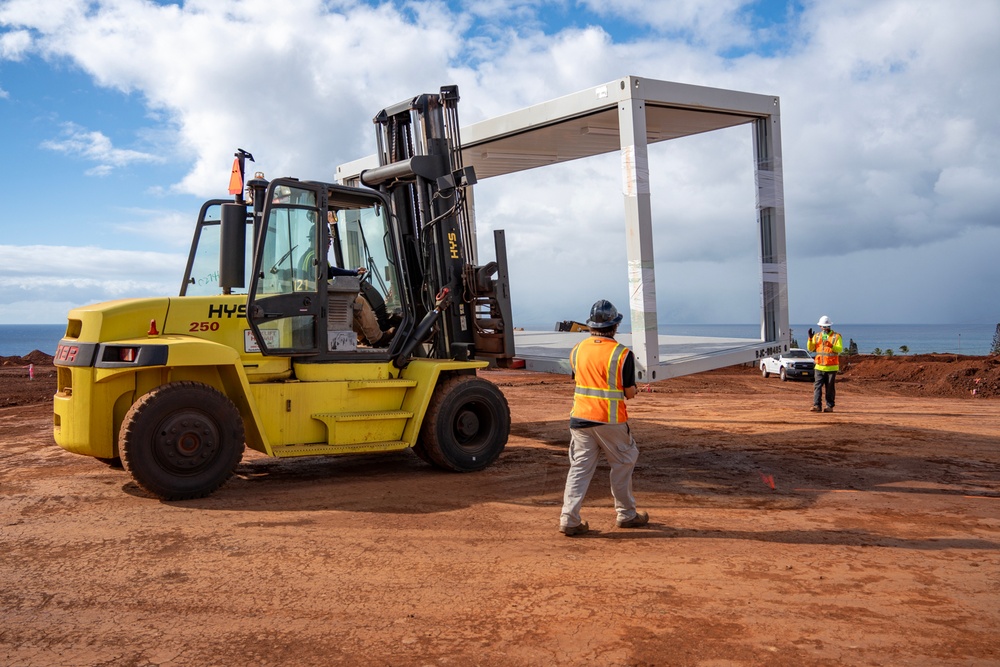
[316,218,394,348]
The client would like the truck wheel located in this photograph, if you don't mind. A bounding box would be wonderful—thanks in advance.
[779,368,787,381]
[119,382,245,500]
[418,375,509,472]
[760,365,769,378]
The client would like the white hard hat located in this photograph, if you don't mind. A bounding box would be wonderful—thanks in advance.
[273,185,292,202]
[817,315,832,327]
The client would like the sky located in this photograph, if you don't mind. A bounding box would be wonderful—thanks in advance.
[1,0,998,328]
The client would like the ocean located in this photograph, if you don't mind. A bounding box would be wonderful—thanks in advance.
[0,324,66,357]
[659,323,998,356]
[0,322,997,358]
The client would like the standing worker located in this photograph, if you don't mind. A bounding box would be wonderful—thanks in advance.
[559,299,649,536]
[807,315,843,412]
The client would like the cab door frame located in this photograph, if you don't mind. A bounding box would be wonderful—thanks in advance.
[246,178,326,357]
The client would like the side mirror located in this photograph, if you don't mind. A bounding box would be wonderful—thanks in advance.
[220,203,248,293]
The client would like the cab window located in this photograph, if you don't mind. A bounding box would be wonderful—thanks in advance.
[259,187,319,296]
[334,201,398,311]
[182,202,254,296]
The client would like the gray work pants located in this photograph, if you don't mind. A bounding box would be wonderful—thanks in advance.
[560,422,639,528]
[813,369,837,408]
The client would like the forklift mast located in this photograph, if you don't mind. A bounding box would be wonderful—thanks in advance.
[360,86,514,366]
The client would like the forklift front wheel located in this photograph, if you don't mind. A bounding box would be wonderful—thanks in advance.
[418,375,510,472]
[119,382,246,500]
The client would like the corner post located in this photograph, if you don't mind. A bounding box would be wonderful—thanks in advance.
[753,98,790,348]
[618,84,659,380]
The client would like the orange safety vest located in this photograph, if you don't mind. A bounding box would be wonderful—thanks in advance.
[808,331,843,371]
[570,337,629,424]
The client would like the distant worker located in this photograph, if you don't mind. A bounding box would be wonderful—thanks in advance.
[807,315,843,412]
[559,299,648,536]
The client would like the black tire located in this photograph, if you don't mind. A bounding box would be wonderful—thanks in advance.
[760,365,769,378]
[418,375,509,472]
[359,280,390,330]
[779,367,787,381]
[119,382,245,500]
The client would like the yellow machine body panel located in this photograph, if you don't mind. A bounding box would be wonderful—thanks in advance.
[254,359,486,458]
[158,294,293,382]
[53,366,136,459]
[53,295,487,462]
[54,295,284,458]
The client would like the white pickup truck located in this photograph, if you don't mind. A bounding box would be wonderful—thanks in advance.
[760,348,815,381]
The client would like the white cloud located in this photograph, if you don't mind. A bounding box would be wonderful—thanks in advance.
[0,0,85,34]
[41,122,163,173]
[0,243,184,323]
[2,300,91,324]
[739,1,1000,261]
[0,244,183,277]
[581,0,756,49]
[108,208,200,250]
[0,27,31,59]
[13,0,466,196]
[2,0,1000,325]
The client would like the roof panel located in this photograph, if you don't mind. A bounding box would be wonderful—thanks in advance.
[338,75,776,183]
[462,105,755,178]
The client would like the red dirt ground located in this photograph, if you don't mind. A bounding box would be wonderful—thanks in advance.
[2,353,999,666]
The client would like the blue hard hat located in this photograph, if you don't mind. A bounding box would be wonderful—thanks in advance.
[587,299,623,329]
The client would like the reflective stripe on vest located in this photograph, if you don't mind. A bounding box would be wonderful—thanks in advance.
[812,332,841,370]
[570,337,629,424]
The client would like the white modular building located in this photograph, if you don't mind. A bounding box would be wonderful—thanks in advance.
[339,76,790,381]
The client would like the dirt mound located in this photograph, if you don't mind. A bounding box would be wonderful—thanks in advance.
[486,354,1000,400]
[2,354,997,410]
[0,353,56,407]
[844,353,1000,398]
[0,350,54,366]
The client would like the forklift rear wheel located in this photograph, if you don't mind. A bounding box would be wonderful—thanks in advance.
[119,382,245,500]
[418,375,510,472]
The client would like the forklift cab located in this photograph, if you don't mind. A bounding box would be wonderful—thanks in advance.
[246,178,408,361]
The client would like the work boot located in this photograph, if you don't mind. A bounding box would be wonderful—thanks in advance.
[559,521,589,537]
[824,406,834,413]
[617,511,649,528]
[810,405,821,412]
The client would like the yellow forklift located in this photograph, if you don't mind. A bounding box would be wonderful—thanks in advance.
[53,87,515,499]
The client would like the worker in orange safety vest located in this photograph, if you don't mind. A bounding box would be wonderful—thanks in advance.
[807,315,843,412]
[559,299,649,536]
